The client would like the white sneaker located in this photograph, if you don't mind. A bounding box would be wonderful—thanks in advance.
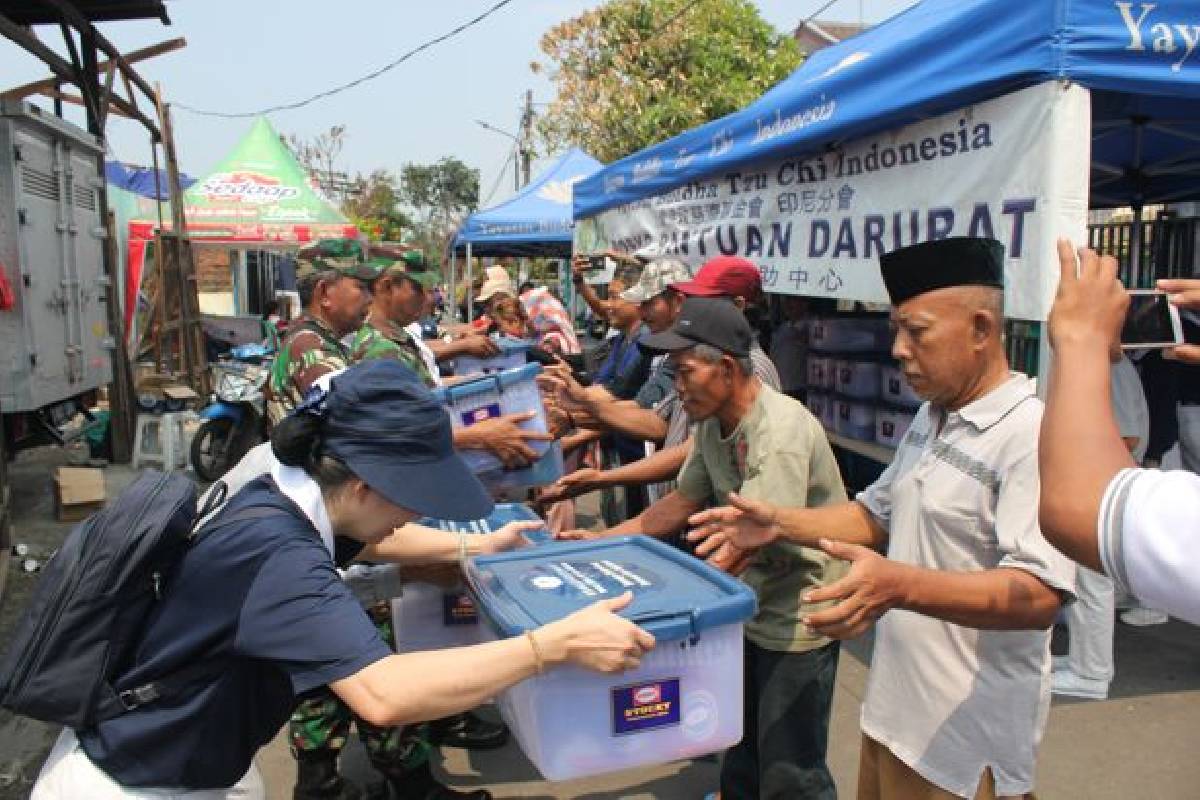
[1052,655,1070,673]
[1052,670,1109,700]
[1121,607,1169,626]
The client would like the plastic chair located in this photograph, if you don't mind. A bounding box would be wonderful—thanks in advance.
[131,412,188,471]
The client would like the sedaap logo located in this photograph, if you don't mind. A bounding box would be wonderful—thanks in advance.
[633,685,662,706]
[198,172,300,204]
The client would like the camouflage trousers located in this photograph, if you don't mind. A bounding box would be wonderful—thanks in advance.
[288,602,430,770]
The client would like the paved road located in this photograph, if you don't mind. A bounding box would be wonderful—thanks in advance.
[1,447,1198,798]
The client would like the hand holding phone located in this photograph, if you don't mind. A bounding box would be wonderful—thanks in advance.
[1121,290,1183,349]
[585,254,614,273]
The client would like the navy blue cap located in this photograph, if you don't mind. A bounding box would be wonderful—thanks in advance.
[320,361,493,521]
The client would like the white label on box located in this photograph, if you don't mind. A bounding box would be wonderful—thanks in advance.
[600,560,652,587]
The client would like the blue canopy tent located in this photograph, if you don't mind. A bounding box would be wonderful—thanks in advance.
[452,147,602,318]
[105,160,195,200]
[575,0,1200,241]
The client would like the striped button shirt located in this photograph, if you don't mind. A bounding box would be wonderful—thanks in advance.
[855,373,1075,798]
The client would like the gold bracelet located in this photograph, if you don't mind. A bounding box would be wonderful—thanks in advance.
[458,533,469,565]
[525,630,545,675]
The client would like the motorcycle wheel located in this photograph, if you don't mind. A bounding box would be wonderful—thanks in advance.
[190,417,236,482]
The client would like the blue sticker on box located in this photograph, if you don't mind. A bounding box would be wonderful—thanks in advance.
[442,591,479,626]
[611,678,681,736]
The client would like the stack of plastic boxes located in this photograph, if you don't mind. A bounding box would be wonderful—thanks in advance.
[805,318,890,441]
[393,503,550,654]
[434,363,564,489]
[875,366,920,447]
[804,317,922,450]
[466,535,757,781]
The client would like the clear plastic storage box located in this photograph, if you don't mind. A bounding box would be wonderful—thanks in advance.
[466,535,757,781]
[806,356,835,390]
[835,360,882,399]
[453,336,531,377]
[880,365,923,409]
[435,363,564,488]
[807,392,831,429]
[875,407,917,449]
[809,318,890,353]
[393,504,550,653]
[834,399,876,441]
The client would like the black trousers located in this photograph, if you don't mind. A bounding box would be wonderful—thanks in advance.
[721,639,841,800]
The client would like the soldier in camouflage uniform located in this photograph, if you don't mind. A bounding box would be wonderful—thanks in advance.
[266,238,382,427]
[349,252,440,388]
[350,253,551,471]
[285,245,494,800]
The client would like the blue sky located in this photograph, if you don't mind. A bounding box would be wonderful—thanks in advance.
[0,0,918,207]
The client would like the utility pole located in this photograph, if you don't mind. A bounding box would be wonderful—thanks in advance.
[519,89,534,188]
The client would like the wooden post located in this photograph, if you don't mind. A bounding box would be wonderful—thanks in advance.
[104,211,136,462]
[152,83,209,395]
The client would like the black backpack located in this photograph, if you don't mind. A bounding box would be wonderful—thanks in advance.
[0,470,272,728]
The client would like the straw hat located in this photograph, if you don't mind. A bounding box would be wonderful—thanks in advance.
[476,265,516,302]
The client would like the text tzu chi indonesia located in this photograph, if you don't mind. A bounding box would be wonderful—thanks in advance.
[600,119,1031,262]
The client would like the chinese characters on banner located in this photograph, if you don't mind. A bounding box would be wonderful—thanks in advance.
[575,81,1090,321]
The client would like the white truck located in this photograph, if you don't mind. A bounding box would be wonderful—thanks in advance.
[0,101,112,456]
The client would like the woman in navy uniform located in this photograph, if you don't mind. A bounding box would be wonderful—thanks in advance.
[31,360,654,799]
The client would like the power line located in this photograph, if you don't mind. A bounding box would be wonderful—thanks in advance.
[481,147,517,206]
[800,0,844,29]
[175,0,516,118]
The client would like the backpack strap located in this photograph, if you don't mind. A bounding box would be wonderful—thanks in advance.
[93,504,291,722]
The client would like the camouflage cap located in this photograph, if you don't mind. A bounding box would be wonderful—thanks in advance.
[620,258,693,304]
[295,238,381,281]
[378,256,440,289]
[400,249,427,269]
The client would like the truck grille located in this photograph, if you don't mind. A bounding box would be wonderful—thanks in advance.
[20,166,60,202]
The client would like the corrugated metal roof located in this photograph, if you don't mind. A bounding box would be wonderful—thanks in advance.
[2,1,170,25]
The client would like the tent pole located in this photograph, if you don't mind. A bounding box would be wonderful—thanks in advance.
[1129,202,1144,285]
[466,242,474,323]
[448,248,457,324]
[1128,117,1147,284]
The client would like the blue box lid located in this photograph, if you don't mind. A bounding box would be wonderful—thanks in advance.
[417,503,551,545]
[435,362,543,405]
[466,535,757,643]
[491,336,533,355]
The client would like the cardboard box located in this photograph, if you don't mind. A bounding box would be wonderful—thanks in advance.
[162,385,199,402]
[54,467,106,523]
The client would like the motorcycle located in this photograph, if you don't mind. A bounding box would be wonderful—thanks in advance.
[190,344,271,482]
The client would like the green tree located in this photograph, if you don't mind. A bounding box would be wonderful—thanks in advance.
[399,157,480,261]
[342,169,412,242]
[533,0,802,163]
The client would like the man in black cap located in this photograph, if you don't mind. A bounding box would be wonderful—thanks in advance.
[563,296,849,800]
[689,237,1075,800]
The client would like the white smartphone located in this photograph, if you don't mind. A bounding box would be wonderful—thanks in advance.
[1121,290,1183,349]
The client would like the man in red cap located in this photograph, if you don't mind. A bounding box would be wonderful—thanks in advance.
[671,254,765,302]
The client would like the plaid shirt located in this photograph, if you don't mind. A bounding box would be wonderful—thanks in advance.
[520,287,580,355]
